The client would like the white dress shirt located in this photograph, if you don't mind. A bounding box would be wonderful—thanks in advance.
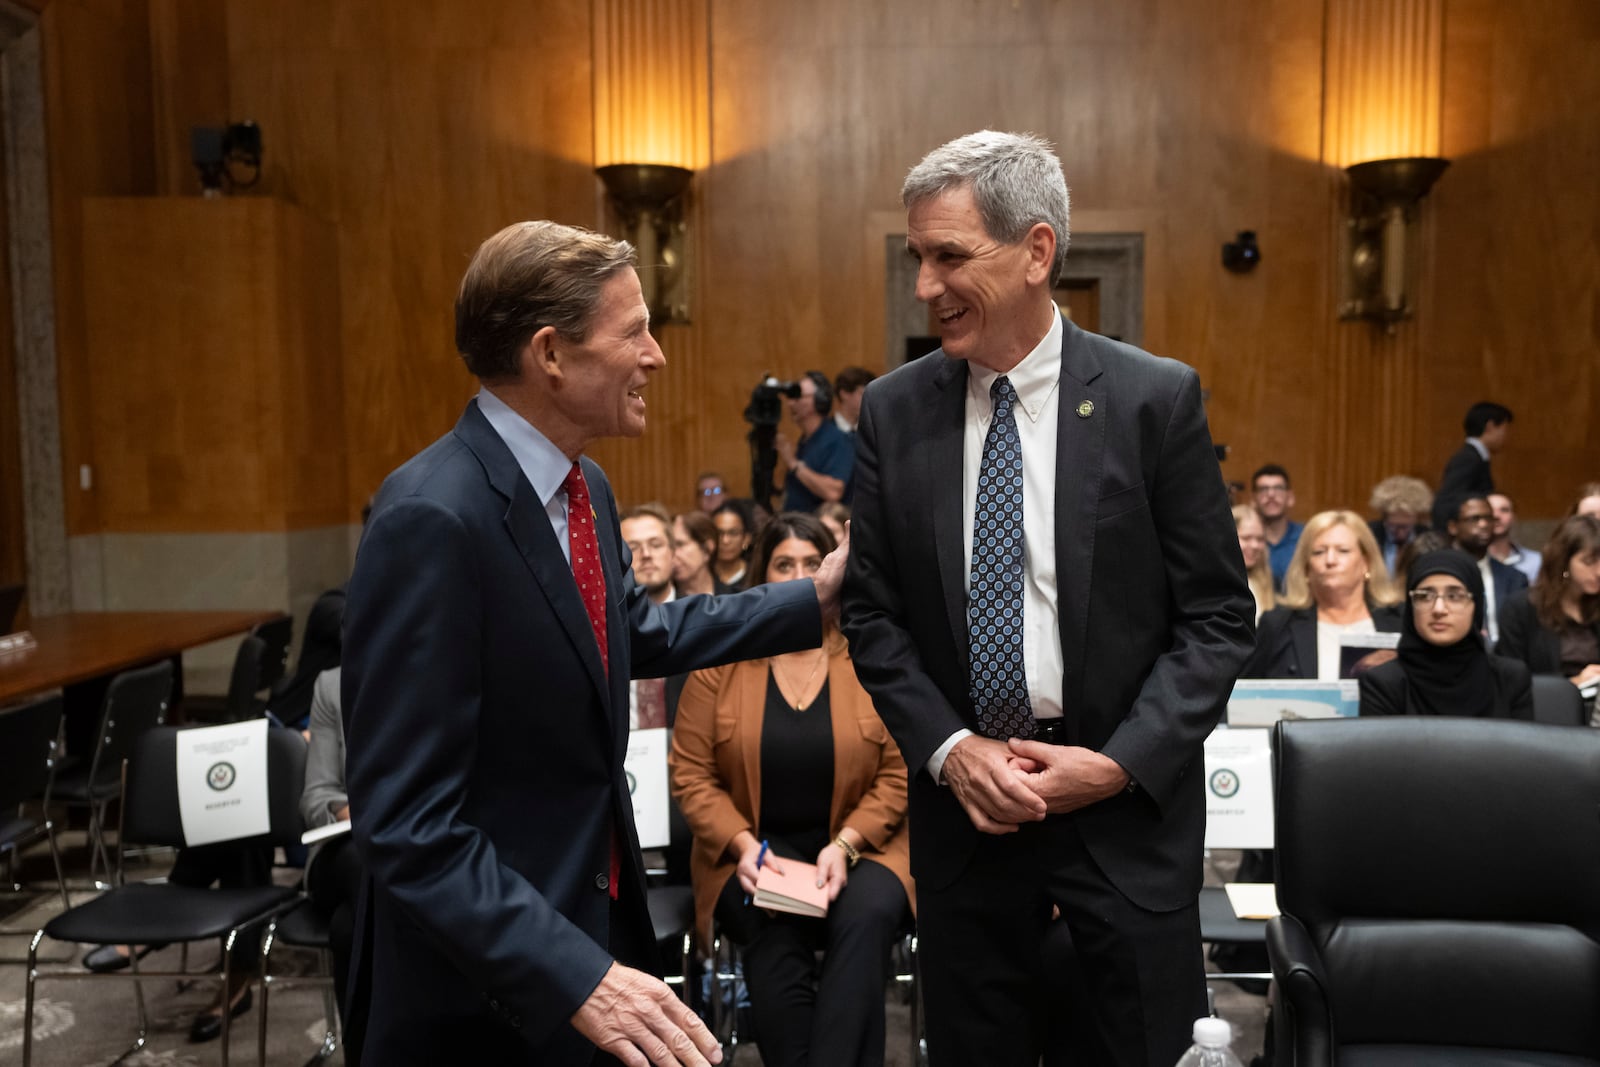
[928,312,1065,781]
[1478,555,1501,644]
[477,387,577,564]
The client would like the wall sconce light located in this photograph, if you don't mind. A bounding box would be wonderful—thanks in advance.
[1339,156,1449,329]
[595,163,693,327]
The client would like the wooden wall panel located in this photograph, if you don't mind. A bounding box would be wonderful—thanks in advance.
[41,0,1600,531]
[78,198,343,531]
[41,0,156,536]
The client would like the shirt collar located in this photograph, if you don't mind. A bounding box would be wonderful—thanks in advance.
[476,387,572,507]
[1466,437,1490,461]
[966,310,1063,423]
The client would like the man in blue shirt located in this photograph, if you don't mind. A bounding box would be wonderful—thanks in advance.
[775,370,853,512]
[1254,463,1302,586]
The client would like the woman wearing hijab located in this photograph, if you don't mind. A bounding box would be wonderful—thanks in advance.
[1360,548,1534,718]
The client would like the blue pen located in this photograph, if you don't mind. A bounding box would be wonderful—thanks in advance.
[744,840,771,906]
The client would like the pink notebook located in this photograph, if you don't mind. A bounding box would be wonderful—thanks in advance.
[753,859,830,918]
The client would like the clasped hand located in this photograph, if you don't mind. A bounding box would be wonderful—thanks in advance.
[943,736,1129,834]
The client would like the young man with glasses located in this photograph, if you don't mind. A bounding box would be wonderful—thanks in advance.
[1447,494,1530,645]
[1252,463,1302,586]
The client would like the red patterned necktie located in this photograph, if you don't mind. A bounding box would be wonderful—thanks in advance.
[562,462,618,898]
[563,463,609,673]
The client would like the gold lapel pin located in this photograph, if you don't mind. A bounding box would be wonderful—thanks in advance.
[1076,400,1095,418]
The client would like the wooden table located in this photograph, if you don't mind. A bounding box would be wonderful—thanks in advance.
[0,610,285,753]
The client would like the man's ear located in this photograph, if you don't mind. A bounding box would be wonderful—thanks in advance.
[525,326,561,383]
[1023,223,1057,288]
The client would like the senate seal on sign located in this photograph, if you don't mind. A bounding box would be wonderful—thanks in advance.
[206,761,237,792]
[1208,768,1239,798]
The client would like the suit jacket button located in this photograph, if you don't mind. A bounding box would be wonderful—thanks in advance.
[595,873,610,892]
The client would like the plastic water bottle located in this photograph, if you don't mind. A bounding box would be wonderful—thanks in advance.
[1175,1017,1244,1067]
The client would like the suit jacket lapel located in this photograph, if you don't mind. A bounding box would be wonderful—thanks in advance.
[1055,318,1106,697]
[928,357,971,678]
[454,402,611,712]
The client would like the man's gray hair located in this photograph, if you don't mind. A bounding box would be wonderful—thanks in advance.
[901,130,1071,287]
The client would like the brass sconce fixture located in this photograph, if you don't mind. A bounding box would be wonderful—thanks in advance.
[1339,156,1449,329]
[595,163,694,327]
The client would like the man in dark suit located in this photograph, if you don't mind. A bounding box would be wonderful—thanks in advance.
[1432,401,1512,529]
[343,221,843,1065]
[1448,493,1529,646]
[841,132,1255,1066]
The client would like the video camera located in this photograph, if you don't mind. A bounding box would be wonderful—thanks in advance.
[743,375,803,508]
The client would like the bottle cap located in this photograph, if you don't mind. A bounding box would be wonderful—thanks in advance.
[1193,1017,1232,1047]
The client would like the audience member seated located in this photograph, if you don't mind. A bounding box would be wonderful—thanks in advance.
[266,583,346,731]
[1566,481,1600,520]
[775,371,853,512]
[1488,492,1541,583]
[1233,503,1276,621]
[1251,463,1302,587]
[1366,474,1433,575]
[299,667,359,1029]
[695,470,726,514]
[1393,528,1452,581]
[1243,509,1402,681]
[669,513,913,1067]
[816,501,850,548]
[672,511,733,596]
[620,504,676,605]
[1446,493,1528,646]
[1359,549,1534,719]
[1496,515,1600,702]
[711,499,757,590]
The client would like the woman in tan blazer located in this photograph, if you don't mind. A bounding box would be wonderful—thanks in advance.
[670,512,913,1067]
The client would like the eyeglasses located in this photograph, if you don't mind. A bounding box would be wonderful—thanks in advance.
[1408,588,1475,609]
[1253,485,1289,496]
[698,487,724,498]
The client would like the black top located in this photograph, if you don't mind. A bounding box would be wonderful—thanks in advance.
[758,670,834,856]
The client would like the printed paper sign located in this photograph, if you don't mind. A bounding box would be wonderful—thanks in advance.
[1203,726,1274,850]
[625,727,670,850]
[175,719,271,846]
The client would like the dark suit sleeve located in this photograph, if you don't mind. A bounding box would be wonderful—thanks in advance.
[1358,664,1406,716]
[840,387,971,774]
[626,565,822,679]
[1498,659,1536,720]
[1240,609,1288,679]
[344,497,613,1044]
[1495,591,1533,664]
[1095,370,1257,810]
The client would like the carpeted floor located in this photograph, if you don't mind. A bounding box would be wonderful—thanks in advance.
[2,833,1267,1066]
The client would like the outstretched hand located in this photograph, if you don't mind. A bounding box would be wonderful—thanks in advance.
[811,522,850,626]
[571,962,723,1067]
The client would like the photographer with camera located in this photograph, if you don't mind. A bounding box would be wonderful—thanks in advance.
[775,370,854,512]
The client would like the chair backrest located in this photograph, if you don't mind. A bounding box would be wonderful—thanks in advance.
[1531,673,1586,726]
[0,694,64,809]
[122,723,307,848]
[1274,717,1600,1054]
[86,660,174,788]
[252,616,293,694]
[225,635,268,721]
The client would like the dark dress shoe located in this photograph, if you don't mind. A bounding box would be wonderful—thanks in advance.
[82,944,163,973]
[188,985,253,1043]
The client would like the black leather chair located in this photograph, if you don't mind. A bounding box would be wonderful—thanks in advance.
[1531,673,1586,726]
[0,695,70,950]
[1267,717,1600,1067]
[22,724,306,1066]
[51,660,174,887]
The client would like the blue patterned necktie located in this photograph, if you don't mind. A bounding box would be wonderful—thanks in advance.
[968,376,1035,740]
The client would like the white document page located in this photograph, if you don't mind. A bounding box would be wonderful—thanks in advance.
[175,719,271,847]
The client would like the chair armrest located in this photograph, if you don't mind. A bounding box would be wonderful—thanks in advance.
[1266,914,1334,1067]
